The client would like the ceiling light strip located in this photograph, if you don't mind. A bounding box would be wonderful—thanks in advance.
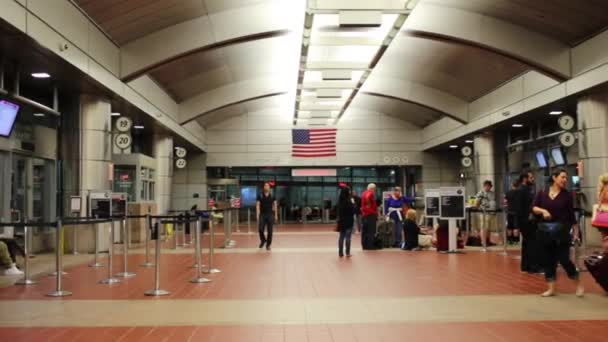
[293,10,314,125]
[334,13,408,124]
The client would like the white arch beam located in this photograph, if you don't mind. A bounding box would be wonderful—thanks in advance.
[362,76,469,123]
[178,78,289,124]
[179,76,468,125]
[405,3,571,79]
[120,2,293,80]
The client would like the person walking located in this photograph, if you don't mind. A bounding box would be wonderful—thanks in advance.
[256,182,277,251]
[352,190,362,234]
[361,183,378,250]
[515,172,542,274]
[532,169,584,297]
[337,186,356,257]
[475,180,497,251]
[384,186,414,248]
[504,180,520,244]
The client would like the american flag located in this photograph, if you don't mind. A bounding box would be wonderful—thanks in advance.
[292,128,337,158]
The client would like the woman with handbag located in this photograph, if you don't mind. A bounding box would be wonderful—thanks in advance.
[532,168,584,297]
[337,186,356,258]
[592,173,608,234]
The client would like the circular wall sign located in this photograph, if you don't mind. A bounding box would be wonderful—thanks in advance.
[114,133,132,150]
[461,146,472,157]
[115,117,132,132]
[175,158,187,169]
[559,131,576,147]
[175,147,187,158]
[461,157,473,168]
[558,115,575,131]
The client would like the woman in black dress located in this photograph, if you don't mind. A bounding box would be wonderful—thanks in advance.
[337,186,356,258]
[532,169,584,297]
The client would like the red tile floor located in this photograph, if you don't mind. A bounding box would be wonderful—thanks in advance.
[1,224,607,341]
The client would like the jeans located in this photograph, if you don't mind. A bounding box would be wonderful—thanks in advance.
[393,219,403,247]
[538,229,578,282]
[338,228,353,256]
[258,215,274,247]
[362,214,377,250]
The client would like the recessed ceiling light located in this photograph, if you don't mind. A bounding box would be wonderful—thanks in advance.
[465,140,474,144]
[133,125,144,129]
[31,73,50,78]
[111,112,121,117]
[449,145,458,149]
[512,123,524,128]
[33,113,45,117]
[549,111,562,115]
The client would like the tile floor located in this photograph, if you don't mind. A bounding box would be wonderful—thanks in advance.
[0,224,606,341]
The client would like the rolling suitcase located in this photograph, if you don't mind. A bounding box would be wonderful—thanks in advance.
[584,253,608,293]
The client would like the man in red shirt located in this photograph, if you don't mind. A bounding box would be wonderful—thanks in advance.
[361,183,378,250]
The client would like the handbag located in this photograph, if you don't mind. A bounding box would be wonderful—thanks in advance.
[537,221,569,242]
[592,208,608,229]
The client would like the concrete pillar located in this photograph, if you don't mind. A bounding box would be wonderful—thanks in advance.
[80,95,112,198]
[577,90,608,246]
[473,133,497,194]
[154,135,173,215]
[172,153,208,211]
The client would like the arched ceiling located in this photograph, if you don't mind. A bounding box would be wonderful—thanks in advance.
[73,0,608,129]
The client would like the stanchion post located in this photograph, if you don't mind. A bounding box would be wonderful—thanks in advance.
[204,218,221,274]
[115,217,135,278]
[16,223,37,285]
[100,219,121,284]
[47,219,72,297]
[144,219,170,296]
[191,216,211,283]
[247,208,251,234]
[72,218,78,255]
[89,219,103,268]
[140,213,153,267]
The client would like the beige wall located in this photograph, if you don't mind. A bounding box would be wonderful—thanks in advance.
[205,109,423,167]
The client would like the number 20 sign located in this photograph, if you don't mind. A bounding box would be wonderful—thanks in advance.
[114,133,132,150]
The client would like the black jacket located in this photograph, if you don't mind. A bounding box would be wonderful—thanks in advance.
[337,201,356,231]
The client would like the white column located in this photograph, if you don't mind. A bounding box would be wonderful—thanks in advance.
[473,133,496,193]
[578,91,608,246]
[80,95,112,197]
[172,153,208,211]
[153,135,173,215]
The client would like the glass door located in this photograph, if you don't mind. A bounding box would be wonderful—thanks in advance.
[11,156,29,222]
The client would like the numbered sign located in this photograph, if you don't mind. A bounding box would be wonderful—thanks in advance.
[461,146,472,157]
[558,115,575,131]
[115,117,132,132]
[461,157,472,168]
[175,147,187,158]
[175,158,187,169]
[114,133,132,150]
[559,131,576,147]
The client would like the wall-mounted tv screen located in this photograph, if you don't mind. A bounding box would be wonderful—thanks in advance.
[535,151,548,168]
[0,100,19,137]
[550,147,566,166]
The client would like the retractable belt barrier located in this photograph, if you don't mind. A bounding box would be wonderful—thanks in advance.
[0,220,54,286]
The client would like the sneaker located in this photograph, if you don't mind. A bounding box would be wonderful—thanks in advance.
[3,264,24,276]
[266,246,271,251]
[259,241,265,249]
[481,247,488,252]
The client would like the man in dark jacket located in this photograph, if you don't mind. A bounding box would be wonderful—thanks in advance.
[515,172,542,273]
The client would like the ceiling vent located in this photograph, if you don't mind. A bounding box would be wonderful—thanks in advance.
[322,70,352,80]
[339,11,382,27]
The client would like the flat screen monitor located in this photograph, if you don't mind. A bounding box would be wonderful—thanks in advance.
[535,151,548,168]
[550,147,566,165]
[0,100,19,137]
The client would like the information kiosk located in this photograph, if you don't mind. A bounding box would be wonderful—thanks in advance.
[439,187,466,253]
